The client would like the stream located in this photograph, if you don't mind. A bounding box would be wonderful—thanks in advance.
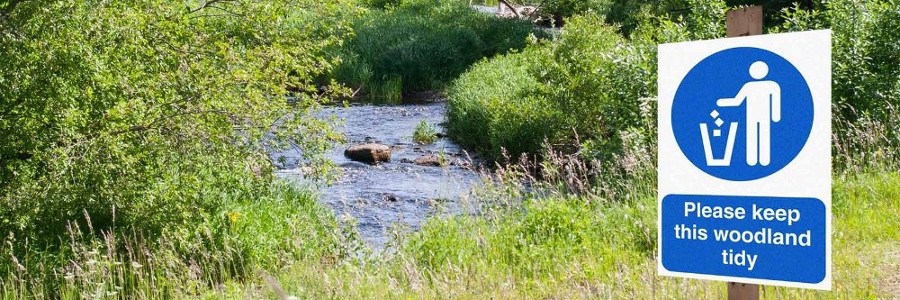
[273,102,482,249]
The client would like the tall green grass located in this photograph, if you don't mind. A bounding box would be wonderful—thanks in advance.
[5,126,896,299]
[0,182,348,298]
[5,159,896,298]
[219,158,898,299]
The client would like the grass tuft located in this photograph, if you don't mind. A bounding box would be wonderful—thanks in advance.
[413,120,438,144]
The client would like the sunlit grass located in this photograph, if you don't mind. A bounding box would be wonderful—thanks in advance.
[0,183,346,299]
[237,169,899,299]
[3,163,896,298]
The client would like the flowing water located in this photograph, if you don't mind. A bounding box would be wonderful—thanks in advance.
[273,102,481,249]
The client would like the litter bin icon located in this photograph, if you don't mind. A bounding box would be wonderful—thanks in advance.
[699,113,739,167]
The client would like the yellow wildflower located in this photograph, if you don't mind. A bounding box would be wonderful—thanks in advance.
[228,211,240,224]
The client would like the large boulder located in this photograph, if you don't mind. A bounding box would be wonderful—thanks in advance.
[344,143,391,164]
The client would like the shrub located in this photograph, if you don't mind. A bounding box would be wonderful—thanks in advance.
[449,13,660,162]
[0,0,350,292]
[447,46,560,161]
[539,14,654,158]
[364,0,403,9]
[773,0,900,169]
[451,0,898,171]
[451,0,852,165]
[517,0,690,34]
[533,0,614,19]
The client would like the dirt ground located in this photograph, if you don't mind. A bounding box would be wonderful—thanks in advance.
[880,244,900,299]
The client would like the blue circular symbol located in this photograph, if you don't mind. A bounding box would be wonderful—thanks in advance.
[672,47,813,181]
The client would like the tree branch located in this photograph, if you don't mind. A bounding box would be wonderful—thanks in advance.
[499,0,520,18]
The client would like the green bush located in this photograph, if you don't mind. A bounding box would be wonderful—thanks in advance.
[448,13,662,162]
[541,14,655,158]
[0,0,350,292]
[363,0,403,9]
[773,0,900,168]
[517,0,693,35]
[448,0,881,172]
[333,0,537,102]
[447,46,560,161]
[533,0,614,19]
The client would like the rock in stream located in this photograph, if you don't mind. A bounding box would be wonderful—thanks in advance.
[344,143,392,164]
[272,102,481,249]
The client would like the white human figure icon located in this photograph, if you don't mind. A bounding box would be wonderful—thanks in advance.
[716,61,781,166]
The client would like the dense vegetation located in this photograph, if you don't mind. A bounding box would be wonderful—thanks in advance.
[1,0,898,298]
[0,0,539,296]
[448,0,727,163]
[329,0,538,102]
[259,165,899,298]
[508,0,814,32]
[0,0,355,295]
[448,0,900,170]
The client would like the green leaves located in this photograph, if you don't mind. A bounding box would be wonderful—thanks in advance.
[448,13,655,163]
[331,0,536,102]
[412,120,438,144]
[773,0,900,169]
[0,0,351,260]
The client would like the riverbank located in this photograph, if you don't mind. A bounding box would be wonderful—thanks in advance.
[211,170,899,299]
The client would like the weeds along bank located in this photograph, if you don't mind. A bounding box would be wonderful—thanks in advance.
[447,0,900,169]
[241,165,899,298]
[0,0,358,296]
[327,0,538,103]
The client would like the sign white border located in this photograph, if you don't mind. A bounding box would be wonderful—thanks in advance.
[657,30,832,290]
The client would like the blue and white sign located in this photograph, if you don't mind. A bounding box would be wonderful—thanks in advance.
[658,30,832,290]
